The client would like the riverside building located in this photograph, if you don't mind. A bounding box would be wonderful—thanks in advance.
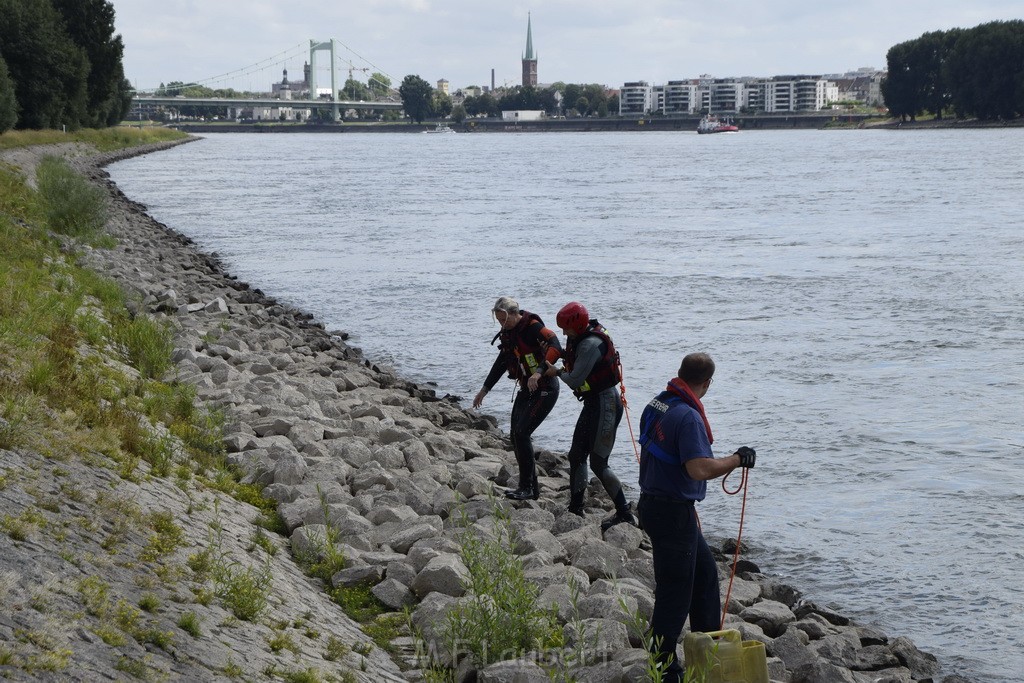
[620,74,852,115]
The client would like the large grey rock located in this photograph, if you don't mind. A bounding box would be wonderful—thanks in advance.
[851,644,900,671]
[556,525,601,557]
[411,592,458,665]
[330,564,383,588]
[372,443,408,469]
[588,578,654,623]
[350,461,398,493]
[272,450,308,485]
[320,504,372,537]
[412,554,469,598]
[286,422,324,449]
[510,507,557,533]
[378,426,415,445]
[538,582,575,624]
[568,660,625,683]
[563,618,630,665]
[768,625,816,672]
[385,560,417,587]
[888,636,940,679]
[739,599,796,637]
[525,564,590,593]
[791,613,835,640]
[571,540,627,580]
[204,296,229,313]
[407,546,442,574]
[477,658,550,682]
[290,524,330,560]
[388,521,443,554]
[619,557,656,588]
[811,630,861,668]
[515,529,567,563]
[372,577,416,610]
[721,574,761,611]
[578,593,637,634]
[366,504,419,526]
[421,433,466,463]
[601,521,644,551]
[325,438,374,467]
[453,470,493,499]
[791,660,858,683]
[794,600,850,626]
[402,440,433,472]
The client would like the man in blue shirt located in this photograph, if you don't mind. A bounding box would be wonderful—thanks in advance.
[637,352,756,682]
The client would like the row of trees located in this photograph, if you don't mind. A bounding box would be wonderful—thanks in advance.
[882,20,1024,121]
[398,76,621,123]
[0,0,132,133]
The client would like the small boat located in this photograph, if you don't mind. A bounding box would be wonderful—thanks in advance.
[697,115,739,134]
[423,122,456,134]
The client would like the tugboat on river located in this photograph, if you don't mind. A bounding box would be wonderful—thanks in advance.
[697,115,739,134]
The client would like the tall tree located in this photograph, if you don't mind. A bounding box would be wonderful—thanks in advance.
[0,0,88,129]
[946,20,1024,120]
[398,75,433,123]
[882,41,927,121]
[50,0,132,126]
[432,92,453,118]
[0,56,17,133]
[368,72,391,96]
[342,78,372,101]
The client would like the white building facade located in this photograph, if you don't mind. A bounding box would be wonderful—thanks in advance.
[619,75,843,115]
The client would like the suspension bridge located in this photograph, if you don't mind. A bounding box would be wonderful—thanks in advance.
[132,39,403,121]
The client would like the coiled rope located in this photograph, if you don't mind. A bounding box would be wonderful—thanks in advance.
[719,465,751,629]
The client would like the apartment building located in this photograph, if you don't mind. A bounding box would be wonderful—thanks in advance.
[620,74,842,115]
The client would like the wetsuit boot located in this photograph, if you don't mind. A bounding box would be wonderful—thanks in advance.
[567,490,585,517]
[601,493,636,532]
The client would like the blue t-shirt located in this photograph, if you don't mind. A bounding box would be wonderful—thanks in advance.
[638,398,713,501]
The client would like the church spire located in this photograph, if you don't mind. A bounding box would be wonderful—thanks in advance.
[524,13,535,61]
[521,13,538,87]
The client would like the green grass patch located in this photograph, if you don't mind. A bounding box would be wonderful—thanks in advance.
[328,584,387,623]
[0,126,187,152]
[35,156,108,239]
[177,611,202,638]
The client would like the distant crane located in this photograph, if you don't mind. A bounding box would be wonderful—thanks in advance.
[341,60,371,100]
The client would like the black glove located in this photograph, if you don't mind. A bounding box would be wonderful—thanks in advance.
[736,446,756,468]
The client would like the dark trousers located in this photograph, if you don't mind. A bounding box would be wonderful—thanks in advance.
[637,494,721,680]
[509,384,558,490]
[567,389,625,508]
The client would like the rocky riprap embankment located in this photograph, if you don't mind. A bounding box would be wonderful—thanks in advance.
[2,140,969,682]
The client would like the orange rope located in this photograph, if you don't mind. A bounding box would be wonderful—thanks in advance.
[719,466,750,630]
[618,375,642,464]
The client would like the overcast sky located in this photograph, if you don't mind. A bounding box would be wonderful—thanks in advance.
[115,1,1021,92]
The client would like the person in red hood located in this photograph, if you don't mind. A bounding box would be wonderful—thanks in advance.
[539,301,633,530]
[636,352,757,682]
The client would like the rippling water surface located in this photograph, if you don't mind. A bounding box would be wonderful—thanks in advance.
[110,129,1024,681]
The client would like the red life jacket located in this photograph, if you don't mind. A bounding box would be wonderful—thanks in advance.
[563,319,622,399]
[494,311,549,385]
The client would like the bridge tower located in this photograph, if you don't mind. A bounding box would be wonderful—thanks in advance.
[309,39,340,121]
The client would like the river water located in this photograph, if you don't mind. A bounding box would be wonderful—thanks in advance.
[109,129,1024,682]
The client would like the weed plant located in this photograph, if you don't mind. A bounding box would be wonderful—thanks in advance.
[190,511,273,622]
[35,156,108,238]
[111,314,174,379]
[441,498,560,671]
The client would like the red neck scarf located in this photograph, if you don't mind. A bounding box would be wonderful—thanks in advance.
[666,377,714,444]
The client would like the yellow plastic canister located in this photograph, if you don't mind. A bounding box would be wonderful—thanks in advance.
[682,629,769,683]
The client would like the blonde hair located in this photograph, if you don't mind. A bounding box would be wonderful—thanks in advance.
[492,296,520,314]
